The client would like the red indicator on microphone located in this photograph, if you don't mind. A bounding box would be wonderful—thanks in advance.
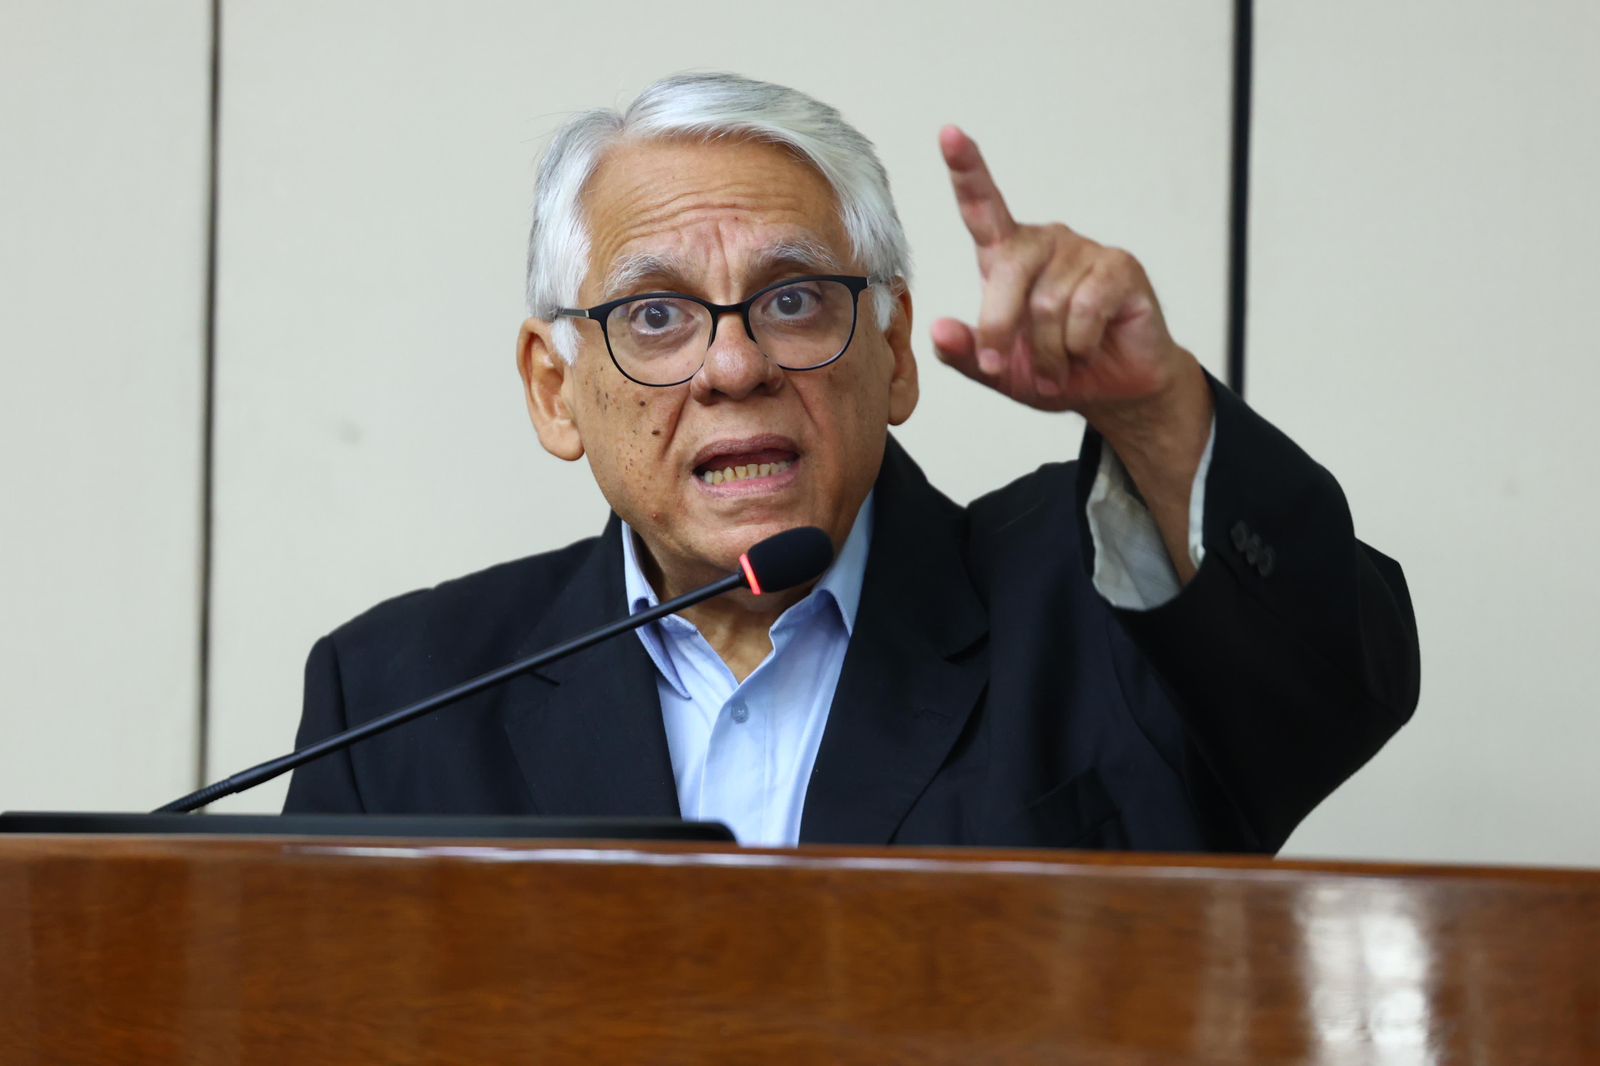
[738,552,763,596]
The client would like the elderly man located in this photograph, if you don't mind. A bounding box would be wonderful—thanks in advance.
[285,73,1419,852]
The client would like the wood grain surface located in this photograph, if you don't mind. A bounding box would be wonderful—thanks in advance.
[1,837,1596,1064]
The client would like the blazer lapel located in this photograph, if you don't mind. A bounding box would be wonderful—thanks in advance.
[800,439,990,844]
[497,517,681,818]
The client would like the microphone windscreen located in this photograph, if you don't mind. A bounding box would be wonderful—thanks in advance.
[741,526,834,594]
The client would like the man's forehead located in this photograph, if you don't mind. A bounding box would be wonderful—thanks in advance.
[581,137,852,294]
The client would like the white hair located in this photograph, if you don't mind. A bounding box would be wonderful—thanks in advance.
[525,72,912,363]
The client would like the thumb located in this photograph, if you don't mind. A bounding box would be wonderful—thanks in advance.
[932,317,1000,381]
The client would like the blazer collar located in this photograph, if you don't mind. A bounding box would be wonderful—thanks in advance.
[496,517,681,819]
[799,436,990,844]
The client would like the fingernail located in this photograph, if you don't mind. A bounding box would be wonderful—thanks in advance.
[978,348,1004,373]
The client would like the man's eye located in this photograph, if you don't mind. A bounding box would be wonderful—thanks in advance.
[630,301,683,332]
[765,286,820,319]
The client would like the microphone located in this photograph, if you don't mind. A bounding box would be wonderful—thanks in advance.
[157,525,834,814]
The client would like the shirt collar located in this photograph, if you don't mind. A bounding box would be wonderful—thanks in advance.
[814,492,871,636]
[621,491,874,648]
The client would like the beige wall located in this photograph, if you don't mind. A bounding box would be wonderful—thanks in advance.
[5,1,1591,864]
[1,0,211,810]
[1260,1,1600,865]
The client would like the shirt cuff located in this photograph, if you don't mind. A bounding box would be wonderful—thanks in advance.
[1085,417,1216,610]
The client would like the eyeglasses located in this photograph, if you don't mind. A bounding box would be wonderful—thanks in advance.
[552,274,885,388]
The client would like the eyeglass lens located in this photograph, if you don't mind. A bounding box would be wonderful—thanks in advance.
[604,279,857,385]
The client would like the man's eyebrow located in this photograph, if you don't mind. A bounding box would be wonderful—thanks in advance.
[601,252,693,302]
[597,238,847,303]
[749,238,845,278]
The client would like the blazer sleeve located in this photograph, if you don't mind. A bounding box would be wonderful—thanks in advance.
[1079,373,1421,852]
[281,634,367,813]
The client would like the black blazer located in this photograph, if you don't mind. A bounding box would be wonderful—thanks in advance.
[285,379,1420,853]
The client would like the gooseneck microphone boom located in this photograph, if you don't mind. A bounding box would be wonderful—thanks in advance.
[157,526,834,813]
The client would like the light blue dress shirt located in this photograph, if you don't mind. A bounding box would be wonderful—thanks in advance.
[618,423,1216,846]
[620,494,873,847]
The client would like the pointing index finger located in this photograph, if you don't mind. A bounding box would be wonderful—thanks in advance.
[940,125,1017,249]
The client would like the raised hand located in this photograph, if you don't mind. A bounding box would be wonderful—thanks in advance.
[930,125,1195,419]
[931,126,1214,582]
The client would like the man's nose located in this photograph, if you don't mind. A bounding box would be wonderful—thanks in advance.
[690,311,785,402]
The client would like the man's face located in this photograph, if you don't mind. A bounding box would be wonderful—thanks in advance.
[520,137,917,591]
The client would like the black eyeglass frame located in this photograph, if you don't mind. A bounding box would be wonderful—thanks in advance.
[551,273,886,388]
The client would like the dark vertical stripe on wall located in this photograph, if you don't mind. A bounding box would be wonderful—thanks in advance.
[1226,0,1253,396]
[196,0,222,788]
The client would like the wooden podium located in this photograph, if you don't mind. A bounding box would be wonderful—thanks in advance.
[2,835,1596,1063]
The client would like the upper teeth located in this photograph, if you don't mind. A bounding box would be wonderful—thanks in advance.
[703,461,790,485]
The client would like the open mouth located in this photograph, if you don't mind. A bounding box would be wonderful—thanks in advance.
[691,437,801,487]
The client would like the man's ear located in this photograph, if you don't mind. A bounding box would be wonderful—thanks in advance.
[517,318,585,461]
[884,284,919,426]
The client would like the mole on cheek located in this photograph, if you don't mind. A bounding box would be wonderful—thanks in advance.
[651,429,661,437]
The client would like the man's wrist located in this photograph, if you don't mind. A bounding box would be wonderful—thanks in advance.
[1082,351,1213,584]
[1086,351,1212,492]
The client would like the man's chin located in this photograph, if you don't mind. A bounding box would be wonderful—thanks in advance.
[681,485,820,547]
[703,518,808,567]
